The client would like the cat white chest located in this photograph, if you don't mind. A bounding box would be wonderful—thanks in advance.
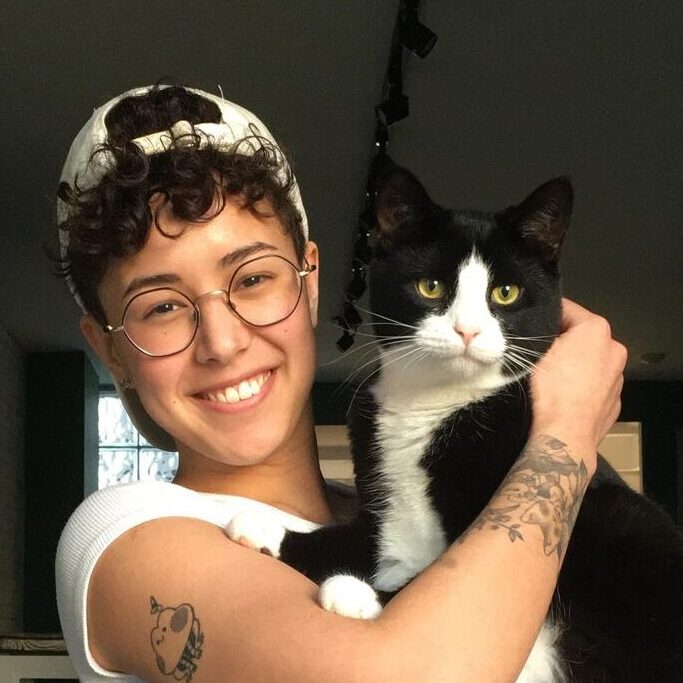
[370,352,499,592]
[371,392,455,591]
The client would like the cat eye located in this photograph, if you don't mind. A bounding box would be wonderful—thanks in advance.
[490,284,521,306]
[416,278,446,300]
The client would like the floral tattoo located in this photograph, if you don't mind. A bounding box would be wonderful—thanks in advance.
[464,434,589,560]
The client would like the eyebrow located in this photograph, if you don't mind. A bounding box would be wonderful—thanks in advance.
[122,241,278,299]
[219,241,277,268]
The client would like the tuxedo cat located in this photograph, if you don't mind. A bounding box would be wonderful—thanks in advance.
[227,163,683,682]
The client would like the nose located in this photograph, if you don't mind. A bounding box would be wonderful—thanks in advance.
[192,291,252,364]
[454,323,480,347]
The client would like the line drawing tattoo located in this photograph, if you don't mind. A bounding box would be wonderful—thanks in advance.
[150,596,204,681]
[463,435,589,560]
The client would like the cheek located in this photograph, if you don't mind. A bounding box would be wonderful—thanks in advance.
[131,354,185,403]
[271,312,317,369]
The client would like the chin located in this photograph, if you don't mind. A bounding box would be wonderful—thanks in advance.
[200,423,292,467]
[437,352,508,391]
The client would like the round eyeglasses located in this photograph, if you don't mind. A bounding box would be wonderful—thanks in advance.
[104,254,316,357]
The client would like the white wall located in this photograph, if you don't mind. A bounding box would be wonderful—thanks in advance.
[0,322,25,631]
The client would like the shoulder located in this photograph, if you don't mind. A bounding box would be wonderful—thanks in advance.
[56,481,207,586]
[82,506,370,681]
[55,482,335,680]
[55,481,223,679]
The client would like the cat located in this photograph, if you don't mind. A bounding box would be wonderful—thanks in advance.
[227,161,683,682]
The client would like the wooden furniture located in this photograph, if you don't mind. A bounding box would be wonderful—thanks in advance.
[317,422,643,492]
[0,633,77,681]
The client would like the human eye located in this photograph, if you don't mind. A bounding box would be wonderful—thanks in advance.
[128,291,192,323]
[238,273,271,289]
[146,301,184,318]
[233,269,277,293]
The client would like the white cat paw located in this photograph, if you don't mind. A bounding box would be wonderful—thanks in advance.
[319,574,383,619]
[224,511,286,558]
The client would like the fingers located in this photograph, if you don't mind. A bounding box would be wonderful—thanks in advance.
[602,374,624,440]
[614,339,629,369]
[532,298,629,454]
[560,300,629,370]
[559,298,592,331]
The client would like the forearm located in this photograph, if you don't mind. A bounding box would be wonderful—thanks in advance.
[373,432,592,683]
[106,432,592,683]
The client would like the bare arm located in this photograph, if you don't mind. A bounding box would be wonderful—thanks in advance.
[90,298,626,683]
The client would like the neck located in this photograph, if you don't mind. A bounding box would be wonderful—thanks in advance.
[173,404,334,524]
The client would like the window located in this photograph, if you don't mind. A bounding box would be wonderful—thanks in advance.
[98,392,178,489]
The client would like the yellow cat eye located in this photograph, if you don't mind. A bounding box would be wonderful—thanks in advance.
[416,278,446,300]
[491,284,521,306]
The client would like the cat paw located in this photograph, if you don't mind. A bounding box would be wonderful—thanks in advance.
[319,575,383,619]
[224,511,286,558]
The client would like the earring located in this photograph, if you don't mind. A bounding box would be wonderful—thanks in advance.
[120,376,134,390]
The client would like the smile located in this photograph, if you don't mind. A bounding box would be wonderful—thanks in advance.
[200,371,272,404]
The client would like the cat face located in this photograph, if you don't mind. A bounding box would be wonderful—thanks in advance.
[368,162,572,390]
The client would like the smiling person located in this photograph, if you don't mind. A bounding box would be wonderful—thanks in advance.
[55,84,626,683]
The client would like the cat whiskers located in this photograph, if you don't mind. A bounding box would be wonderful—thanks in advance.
[504,342,545,357]
[339,338,411,387]
[504,334,556,342]
[350,302,422,332]
[499,342,544,396]
[331,338,418,402]
[502,352,537,375]
[504,343,545,369]
[320,322,414,376]
[346,342,427,417]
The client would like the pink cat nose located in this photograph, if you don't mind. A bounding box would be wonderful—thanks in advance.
[454,324,480,346]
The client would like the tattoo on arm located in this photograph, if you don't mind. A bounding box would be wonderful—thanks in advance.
[150,596,204,681]
[461,434,590,560]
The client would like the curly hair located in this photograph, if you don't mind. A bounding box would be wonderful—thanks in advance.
[57,85,305,324]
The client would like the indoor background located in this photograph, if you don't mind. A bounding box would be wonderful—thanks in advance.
[0,0,681,645]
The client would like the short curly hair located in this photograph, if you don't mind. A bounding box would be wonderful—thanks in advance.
[57,85,305,324]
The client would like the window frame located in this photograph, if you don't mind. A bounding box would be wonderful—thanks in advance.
[97,386,178,489]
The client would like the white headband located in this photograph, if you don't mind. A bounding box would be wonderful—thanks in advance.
[57,84,309,310]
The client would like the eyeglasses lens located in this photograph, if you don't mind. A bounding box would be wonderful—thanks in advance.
[122,255,304,356]
[230,255,302,326]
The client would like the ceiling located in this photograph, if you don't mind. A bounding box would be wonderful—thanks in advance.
[1,1,681,384]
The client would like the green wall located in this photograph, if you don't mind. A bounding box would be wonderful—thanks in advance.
[23,351,98,632]
[620,381,683,525]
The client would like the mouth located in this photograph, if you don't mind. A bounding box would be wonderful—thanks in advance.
[197,370,272,405]
[426,344,499,366]
[463,347,500,365]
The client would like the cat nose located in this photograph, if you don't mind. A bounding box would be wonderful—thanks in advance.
[454,324,480,347]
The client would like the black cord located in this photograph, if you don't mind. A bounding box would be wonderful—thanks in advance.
[335,0,436,351]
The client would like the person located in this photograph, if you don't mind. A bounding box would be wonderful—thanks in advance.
[55,84,626,683]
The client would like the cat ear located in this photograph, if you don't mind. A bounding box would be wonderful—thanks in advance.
[373,160,435,242]
[508,177,573,262]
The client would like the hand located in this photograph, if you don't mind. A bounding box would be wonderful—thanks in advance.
[529,298,627,465]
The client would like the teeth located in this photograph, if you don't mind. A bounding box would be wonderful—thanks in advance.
[203,372,270,404]
[238,381,252,400]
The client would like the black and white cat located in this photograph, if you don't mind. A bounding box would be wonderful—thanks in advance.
[227,163,683,682]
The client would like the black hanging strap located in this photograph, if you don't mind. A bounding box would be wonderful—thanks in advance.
[335,0,437,351]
